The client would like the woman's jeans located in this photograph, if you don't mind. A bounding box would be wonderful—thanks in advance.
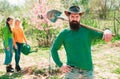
[65,67,94,79]
[4,38,13,65]
[14,42,23,66]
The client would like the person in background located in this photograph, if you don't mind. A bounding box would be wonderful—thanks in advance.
[51,6,112,79]
[3,17,14,73]
[13,18,27,71]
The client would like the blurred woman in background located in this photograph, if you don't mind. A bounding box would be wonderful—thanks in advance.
[3,17,14,73]
[13,18,27,71]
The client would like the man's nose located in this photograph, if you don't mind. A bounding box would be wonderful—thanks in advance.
[73,17,77,21]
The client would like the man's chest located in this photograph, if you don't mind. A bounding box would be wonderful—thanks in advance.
[63,31,91,46]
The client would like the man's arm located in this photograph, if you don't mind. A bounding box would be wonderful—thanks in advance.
[51,30,65,67]
[89,28,103,40]
[89,28,112,42]
[51,30,72,73]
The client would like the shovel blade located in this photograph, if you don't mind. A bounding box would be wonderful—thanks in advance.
[47,10,62,22]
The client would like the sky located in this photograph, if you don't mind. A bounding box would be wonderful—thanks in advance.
[7,0,25,6]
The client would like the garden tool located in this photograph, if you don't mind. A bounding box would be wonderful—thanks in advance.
[22,43,38,55]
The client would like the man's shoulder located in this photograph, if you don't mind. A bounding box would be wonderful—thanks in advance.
[80,25,96,32]
[61,28,70,33]
[57,28,70,37]
[80,25,89,30]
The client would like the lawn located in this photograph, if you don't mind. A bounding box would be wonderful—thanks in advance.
[0,41,120,79]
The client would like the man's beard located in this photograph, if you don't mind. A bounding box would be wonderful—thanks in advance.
[69,21,80,31]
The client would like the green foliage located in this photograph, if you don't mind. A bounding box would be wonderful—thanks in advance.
[22,18,30,29]
[0,48,4,54]
[60,0,80,8]
[0,26,3,39]
[24,22,60,47]
[0,0,22,17]
[34,68,46,75]
[0,20,5,40]
[0,0,11,16]
[81,0,89,5]
[92,39,105,45]
[113,67,120,74]
[36,27,60,47]
[111,35,120,43]
[50,76,60,79]
[0,72,22,79]
[81,17,99,28]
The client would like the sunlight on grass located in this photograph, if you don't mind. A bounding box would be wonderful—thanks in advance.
[113,67,120,74]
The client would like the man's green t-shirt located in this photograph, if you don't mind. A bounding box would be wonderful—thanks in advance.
[51,26,103,70]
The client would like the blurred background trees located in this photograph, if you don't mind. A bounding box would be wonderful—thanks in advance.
[0,0,120,47]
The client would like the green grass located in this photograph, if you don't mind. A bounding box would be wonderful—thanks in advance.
[113,67,120,74]
[0,48,4,54]
[0,72,22,79]
[50,76,60,79]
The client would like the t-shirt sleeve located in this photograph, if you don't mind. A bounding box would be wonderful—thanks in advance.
[51,29,66,67]
[89,28,103,40]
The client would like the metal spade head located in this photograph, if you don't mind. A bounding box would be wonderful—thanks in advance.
[47,10,62,22]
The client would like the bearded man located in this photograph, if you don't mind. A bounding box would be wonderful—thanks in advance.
[51,6,112,79]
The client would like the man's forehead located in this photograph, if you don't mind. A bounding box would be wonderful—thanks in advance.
[70,13,80,16]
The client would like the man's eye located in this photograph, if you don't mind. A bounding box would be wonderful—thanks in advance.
[71,16,74,18]
[76,16,79,18]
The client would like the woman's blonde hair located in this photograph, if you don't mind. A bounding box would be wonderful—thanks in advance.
[14,18,23,29]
